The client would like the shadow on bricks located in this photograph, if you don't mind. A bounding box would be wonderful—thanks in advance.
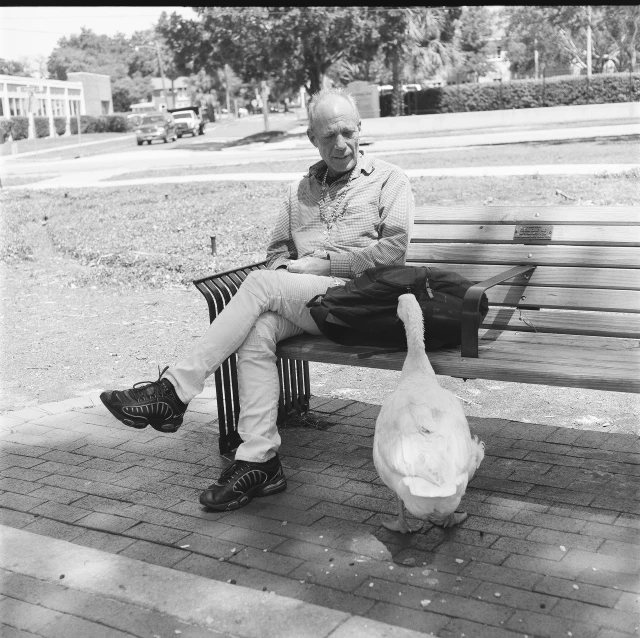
[1,396,639,638]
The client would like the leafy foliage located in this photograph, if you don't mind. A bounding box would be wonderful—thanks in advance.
[34,117,50,138]
[0,58,27,75]
[456,6,496,81]
[0,120,13,143]
[46,27,170,111]
[380,72,640,116]
[53,118,67,136]
[505,5,640,77]
[159,7,380,95]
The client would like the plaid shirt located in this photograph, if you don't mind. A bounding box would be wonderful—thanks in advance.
[265,151,414,278]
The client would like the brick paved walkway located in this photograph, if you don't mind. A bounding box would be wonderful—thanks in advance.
[1,391,639,637]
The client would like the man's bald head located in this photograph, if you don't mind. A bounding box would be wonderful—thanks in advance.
[307,88,360,134]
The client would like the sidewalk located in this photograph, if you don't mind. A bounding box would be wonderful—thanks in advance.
[1,392,639,637]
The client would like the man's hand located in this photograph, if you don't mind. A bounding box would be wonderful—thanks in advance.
[286,257,331,276]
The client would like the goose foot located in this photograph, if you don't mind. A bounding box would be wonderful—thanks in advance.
[382,518,421,534]
[383,496,422,533]
[429,510,467,528]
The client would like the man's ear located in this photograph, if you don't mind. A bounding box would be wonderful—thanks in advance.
[307,128,318,148]
[358,121,361,132]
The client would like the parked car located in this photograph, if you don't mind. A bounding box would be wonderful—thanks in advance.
[135,113,177,145]
[167,106,205,136]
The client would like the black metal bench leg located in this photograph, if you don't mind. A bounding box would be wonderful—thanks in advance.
[215,354,311,454]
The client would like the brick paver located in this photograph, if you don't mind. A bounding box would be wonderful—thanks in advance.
[1,394,639,637]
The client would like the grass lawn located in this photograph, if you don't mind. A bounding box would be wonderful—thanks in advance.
[105,136,640,182]
[3,172,639,291]
[1,173,59,187]
[0,132,133,158]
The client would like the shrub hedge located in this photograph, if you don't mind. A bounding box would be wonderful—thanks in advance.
[69,113,132,135]
[54,117,66,136]
[9,117,29,141]
[0,119,12,143]
[380,72,640,117]
[34,117,50,138]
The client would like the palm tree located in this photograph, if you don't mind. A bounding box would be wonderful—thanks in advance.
[377,7,448,116]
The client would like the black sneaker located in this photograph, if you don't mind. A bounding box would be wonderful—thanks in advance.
[199,455,287,511]
[100,366,187,433]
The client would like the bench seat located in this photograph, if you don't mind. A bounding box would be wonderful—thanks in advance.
[194,205,640,454]
[276,331,639,394]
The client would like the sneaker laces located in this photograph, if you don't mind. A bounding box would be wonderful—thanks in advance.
[128,365,172,403]
[218,460,251,483]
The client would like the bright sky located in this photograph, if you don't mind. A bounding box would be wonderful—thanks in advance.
[0,6,197,61]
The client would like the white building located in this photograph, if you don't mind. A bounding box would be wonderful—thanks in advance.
[0,74,86,138]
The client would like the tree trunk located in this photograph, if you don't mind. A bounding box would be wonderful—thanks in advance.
[391,50,403,117]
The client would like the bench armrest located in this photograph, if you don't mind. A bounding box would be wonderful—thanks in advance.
[193,260,268,323]
[461,264,536,358]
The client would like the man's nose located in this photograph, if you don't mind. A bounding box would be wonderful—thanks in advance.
[334,134,347,149]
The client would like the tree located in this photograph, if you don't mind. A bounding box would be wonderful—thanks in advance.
[551,5,640,72]
[504,6,572,78]
[158,7,376,95]
[46,27,182,111]
[377,7,448,116]
[601,5,640,71]
[457,6,495,82]
[0,58,27,75]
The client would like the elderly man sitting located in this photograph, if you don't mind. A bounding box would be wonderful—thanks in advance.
[100,87,415,511]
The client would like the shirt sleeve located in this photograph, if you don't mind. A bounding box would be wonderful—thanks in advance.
[265,184,298,269]
[329,169,414,278]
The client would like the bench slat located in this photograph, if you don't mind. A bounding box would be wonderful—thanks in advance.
[407,264,640,291]
[413,205,640,225]
[482,307,640,339]
[411,224,640,246]
[407,244,640,268]
[483,285,640,313]
[275,334,640,393]
[476,333,639,369]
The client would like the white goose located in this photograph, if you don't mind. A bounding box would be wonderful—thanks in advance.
[373,293,485,533]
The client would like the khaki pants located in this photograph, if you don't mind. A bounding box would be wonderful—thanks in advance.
[165,269,345,462]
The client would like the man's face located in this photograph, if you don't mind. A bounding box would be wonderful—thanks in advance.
[307,97,361,177]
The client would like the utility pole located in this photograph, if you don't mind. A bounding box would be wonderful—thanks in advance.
[586,5,592,77]
[534,36,539,80]
[261,80,270,132]
[135,42,170,110]
[154,40,170,109]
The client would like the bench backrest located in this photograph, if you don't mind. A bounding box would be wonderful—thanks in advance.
[406,206,640,340]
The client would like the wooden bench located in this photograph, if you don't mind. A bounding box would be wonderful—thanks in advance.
[194,205,640,454]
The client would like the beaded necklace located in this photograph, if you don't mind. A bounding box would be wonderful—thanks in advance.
[319,166,354,231]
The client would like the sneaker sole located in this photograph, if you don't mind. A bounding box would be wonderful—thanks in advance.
[100,392,183,432]
[199,477,287,511]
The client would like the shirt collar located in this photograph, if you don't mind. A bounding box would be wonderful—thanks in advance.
[307,150,374,183]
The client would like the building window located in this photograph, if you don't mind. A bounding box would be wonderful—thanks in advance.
[51,99,66,116]
[69,100,80,116]
[37,99,48,116]
[0,100,4,117]
[9,97,27,116]
[101,100,110,114]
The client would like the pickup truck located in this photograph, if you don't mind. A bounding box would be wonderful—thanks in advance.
[168,107,205,137]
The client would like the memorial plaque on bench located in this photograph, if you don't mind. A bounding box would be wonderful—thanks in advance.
[514,224,554,241]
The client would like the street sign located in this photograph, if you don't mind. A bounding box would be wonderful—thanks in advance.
[17,86,44,93]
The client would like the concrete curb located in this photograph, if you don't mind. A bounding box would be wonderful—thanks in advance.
[1,525,434,638]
